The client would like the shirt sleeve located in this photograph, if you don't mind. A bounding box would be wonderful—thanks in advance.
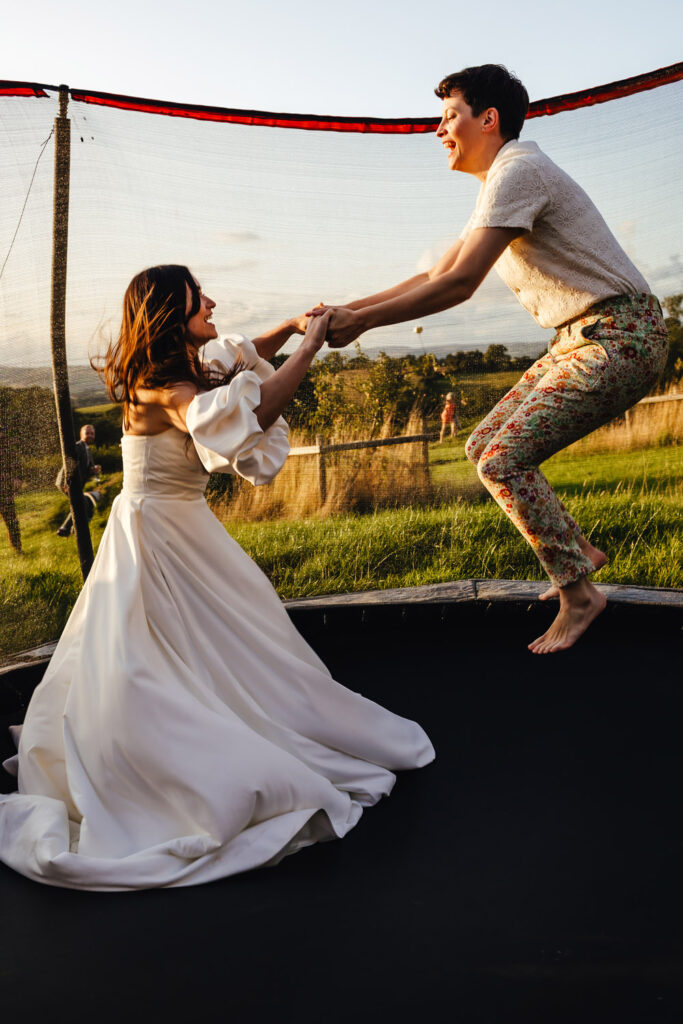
[469,157,549,233]
[185,335,290,486]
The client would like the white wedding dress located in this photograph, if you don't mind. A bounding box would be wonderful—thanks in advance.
[0,336,434,891]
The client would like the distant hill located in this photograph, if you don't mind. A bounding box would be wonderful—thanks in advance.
[351,340,547,361]
[0,364,109,407]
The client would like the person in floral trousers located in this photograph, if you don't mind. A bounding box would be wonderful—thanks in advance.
[311,64,668,653]
[466,294,666,611]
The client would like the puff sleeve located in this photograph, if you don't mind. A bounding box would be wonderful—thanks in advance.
[185,333,290,486]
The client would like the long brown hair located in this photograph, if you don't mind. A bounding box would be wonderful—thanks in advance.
[94,265,239,420]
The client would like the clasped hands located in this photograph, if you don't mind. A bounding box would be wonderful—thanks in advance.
[289,303,365,350]
[307,304,363,348]
[290,305,363,349]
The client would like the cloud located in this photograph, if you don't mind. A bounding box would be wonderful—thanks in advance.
[211,231,262,245]
[617,219,636,238]
[644,253,683,292]
[415,238,452,274]
[205,258,261,275]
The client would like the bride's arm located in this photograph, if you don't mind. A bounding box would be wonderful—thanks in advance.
[250,314,310,361]
[251,311,330,430]
[168,311,331,433]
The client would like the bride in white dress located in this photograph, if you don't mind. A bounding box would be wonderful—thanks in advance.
[0,265,434,891]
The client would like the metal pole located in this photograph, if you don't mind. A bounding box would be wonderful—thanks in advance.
[50,84,94,580]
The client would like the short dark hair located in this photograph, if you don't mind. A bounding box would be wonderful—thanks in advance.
[435,64,529,141]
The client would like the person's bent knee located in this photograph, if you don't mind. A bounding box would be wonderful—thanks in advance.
[476,448,508,485]
[465,431,486,465]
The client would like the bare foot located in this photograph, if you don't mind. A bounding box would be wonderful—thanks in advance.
[529,579,606,654]
[538,538,608,601]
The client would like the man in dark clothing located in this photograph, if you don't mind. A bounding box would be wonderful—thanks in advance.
[56,424,101,537]
[0,390,23,554]
[0,463,22,553]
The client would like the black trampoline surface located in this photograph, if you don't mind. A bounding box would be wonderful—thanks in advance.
[1,582,682,1023]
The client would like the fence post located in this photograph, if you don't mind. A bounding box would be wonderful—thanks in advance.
[50,84,94,581]
[316,435,327,506]
[420,419,430,477]
[422,438,430,473]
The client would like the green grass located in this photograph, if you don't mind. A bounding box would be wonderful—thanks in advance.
[0,484,112,658]
[428,434,683,495]
[1,447,681,660]
[228,488,682,598]
[457,370,523,390]
[75,402,118,415]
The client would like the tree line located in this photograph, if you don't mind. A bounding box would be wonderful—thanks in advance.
[276,342,545,433]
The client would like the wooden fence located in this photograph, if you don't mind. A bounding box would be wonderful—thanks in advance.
[287,390,681,505]
[624,390,683,424]
[288,433,437,504]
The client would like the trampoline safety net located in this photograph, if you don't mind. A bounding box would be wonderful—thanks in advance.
[0,66,682,663]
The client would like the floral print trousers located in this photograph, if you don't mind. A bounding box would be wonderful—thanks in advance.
[465,293,668,587]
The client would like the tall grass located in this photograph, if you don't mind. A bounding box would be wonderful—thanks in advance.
[1,571,81,657]
[228,487,682,598]
[215,413,436,520]
[566,385,682,454]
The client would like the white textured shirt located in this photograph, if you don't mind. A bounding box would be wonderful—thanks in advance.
[460,140,650,328]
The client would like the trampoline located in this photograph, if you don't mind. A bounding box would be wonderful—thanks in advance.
[1,62,682,1021]
[1,581,682,1023]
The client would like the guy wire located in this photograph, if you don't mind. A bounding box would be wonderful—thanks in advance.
[0,127,55,282]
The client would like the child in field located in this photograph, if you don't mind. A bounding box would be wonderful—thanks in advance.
[439,392,460,442]
[311,64,668,654]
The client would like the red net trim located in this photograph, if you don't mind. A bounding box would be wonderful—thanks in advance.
[527,61,683,118]
[69,61,683,132]
[0,82,51,98]
[2,62,682,130]
[68,90,437,133]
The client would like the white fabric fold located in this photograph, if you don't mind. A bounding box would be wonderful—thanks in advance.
[186,334,289,485]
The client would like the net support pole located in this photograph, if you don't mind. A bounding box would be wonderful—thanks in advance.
[50,84,94,581]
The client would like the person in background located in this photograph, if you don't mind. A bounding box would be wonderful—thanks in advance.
[55,423,101,536]
[0,390,23,554]
[0,447,22,554]
[439,391,461,442]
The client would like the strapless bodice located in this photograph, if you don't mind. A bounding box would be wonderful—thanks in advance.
[121,430,209,499]
[119,337,290,497]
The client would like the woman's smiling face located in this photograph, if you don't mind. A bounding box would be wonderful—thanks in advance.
[185,279,218,347]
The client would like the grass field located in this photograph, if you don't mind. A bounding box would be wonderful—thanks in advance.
[429,434,682,495]
[228,487,681,597]
[1,439,680,660]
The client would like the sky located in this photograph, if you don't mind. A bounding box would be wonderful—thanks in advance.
[1,0,682,365]
[2,0,682,116]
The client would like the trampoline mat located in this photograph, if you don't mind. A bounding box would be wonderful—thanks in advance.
[1,598,682,1022]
